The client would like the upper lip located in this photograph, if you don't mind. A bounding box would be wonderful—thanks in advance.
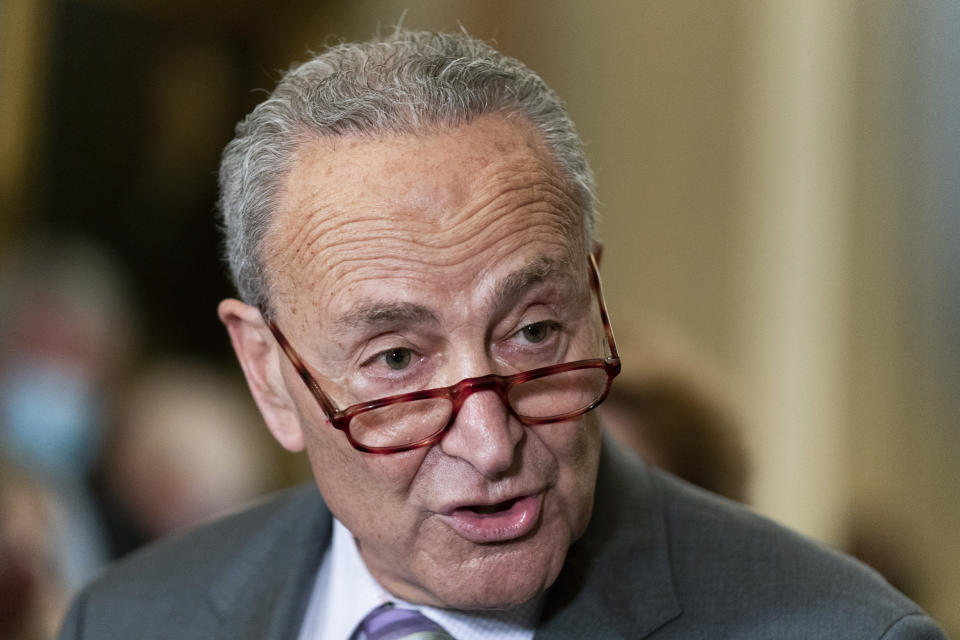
[437,488,543,515]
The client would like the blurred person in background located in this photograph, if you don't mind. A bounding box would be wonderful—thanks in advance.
[0,459,69,640]
[0,236,137,595]
[0,237,293,639]
[96,358,282,554]
[600,381,748,502]
[598,339,749,503]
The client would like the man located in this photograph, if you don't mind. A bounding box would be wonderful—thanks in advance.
[60,30,944,639]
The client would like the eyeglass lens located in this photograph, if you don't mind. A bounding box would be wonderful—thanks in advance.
[349,365,610,450]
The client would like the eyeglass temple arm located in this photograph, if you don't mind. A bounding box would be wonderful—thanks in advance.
[259,307,343,420]
[588,253,621,362]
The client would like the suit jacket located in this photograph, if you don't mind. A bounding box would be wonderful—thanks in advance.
[60,441,945,639]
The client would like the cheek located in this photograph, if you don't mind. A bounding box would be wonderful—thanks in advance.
[290,367,427,489]
[363,448,433,486]
[302,424,428,527]
[541,413,602,469]
[540,415,602,529]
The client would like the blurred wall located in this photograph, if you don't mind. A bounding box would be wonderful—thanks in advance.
[1,0,957,632]
[0,0,51,245]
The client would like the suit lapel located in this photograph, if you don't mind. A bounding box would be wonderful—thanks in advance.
[207,487,333,640]
[534,439,681,640]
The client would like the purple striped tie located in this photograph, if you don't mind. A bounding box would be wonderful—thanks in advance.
[353,603,455,640]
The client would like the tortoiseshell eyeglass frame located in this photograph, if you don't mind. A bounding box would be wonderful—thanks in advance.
[261,254,621,454]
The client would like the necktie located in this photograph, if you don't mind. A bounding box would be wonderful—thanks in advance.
[353,603,455,640]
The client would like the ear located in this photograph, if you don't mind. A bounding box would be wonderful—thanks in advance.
[218,298,304,452]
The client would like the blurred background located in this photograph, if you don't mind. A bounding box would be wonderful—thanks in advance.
[1,0,957,636]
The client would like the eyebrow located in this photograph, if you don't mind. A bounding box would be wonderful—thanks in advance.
[331,256,578,332]
[487,256,578,310]
[333,300,438,330]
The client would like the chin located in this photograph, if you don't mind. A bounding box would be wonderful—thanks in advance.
[427,538,569,611]
[437,575,554,611]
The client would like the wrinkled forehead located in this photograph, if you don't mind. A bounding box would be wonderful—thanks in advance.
[261,116,589,318]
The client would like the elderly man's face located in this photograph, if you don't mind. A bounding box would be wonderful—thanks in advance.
[257,116,602,608]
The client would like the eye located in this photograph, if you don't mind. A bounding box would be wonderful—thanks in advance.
[519,321,554,344]
[381,348,413,371]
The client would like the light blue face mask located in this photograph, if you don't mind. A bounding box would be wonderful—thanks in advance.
[0,362,104,480]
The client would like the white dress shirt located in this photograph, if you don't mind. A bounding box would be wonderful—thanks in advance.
[297,519,542,640]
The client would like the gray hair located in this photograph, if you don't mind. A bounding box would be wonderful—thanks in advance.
[218,29,596,309]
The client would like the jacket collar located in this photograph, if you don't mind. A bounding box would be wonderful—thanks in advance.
[207,486,332,639]
[535,439,681,639]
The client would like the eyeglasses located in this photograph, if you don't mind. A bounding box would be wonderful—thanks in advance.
[263,254,621,454]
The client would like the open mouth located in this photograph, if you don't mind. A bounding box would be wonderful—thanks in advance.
[442,493,542,543]
[463,497,520,515]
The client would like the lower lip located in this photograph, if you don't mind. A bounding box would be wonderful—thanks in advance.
[441,493,543,543]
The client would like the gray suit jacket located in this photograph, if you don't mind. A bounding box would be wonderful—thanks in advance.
[60,442,946,639]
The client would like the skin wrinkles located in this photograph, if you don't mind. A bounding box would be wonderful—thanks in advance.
[334,245,577,324]
[271,197,575,315]
[266,124,582,315]
[278,212,576,332]
[362,270,588,380]
[256,115,601,609]
[308,168,575,252]
[294,263,592,408]
[335,300,439,331]
[300,258,590,392]
[479,256,580,318]
[282,259,592,425]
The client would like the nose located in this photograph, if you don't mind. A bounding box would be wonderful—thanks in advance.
[439,385,524,479]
